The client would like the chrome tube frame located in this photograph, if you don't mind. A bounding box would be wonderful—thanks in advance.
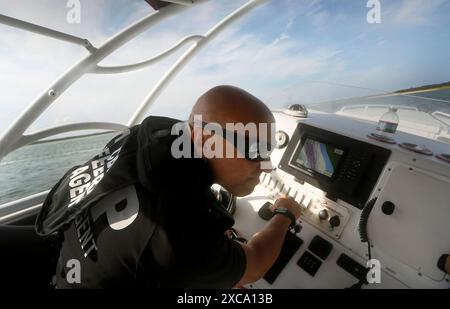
[0,0,269,218]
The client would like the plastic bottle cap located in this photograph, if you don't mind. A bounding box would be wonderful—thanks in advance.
[390,107,398,112]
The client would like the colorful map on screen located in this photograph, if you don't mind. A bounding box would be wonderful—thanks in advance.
[295,138,344,177]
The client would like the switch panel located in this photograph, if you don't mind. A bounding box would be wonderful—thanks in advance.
[264,232,304,284]
[308,235,333,260]
[336,254,368,281]
[297,251,322,277]
[299,198,351,240]
[301,195,312,209]
[257,172,352,240]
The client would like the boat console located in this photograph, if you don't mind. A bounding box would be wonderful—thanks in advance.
[0,0,449,290]
[233,110,450,289]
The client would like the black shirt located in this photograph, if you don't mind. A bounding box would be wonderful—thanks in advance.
[49,117,246,288]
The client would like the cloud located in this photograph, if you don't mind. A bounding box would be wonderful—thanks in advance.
[310,10,330,31]
[0,0,339,137]
[1,0,448,142]
[271,10,297,46]
[190,25,333,85]
[307,0,322,9]
[304,0,330,31]
[0,0,111,44]
[394,0,447,25]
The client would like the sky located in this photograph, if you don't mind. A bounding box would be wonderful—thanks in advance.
[0,0,449,138]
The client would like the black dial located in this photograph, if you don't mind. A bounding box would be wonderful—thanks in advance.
[381,201,395,215]
[329,215,341,228]
[275,131,289,149]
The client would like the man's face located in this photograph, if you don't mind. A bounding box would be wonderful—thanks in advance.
[209,156,267,197]
[195,121,275,197]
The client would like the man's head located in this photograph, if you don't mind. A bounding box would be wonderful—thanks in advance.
[189,85,275,197]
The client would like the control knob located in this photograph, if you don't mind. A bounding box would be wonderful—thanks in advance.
[329,215,341,228]
[318,209,329,221]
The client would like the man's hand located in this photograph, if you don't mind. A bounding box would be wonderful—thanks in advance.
[271,195,301,220]
[236,196,302,286]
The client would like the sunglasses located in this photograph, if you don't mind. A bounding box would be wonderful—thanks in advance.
[198,121,273,162]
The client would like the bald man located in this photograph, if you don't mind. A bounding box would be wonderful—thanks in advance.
[187,86,301,286]
[188,85,276,196]
[41,85,301,289]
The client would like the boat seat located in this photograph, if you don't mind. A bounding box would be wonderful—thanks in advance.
[0,225,58,288]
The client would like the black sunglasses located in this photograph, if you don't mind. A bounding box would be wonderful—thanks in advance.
[198,121,273,162]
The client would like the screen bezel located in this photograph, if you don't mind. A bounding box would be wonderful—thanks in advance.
[278,123,391,209]
[288,134,347,180]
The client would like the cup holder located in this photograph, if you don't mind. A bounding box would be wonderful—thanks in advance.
[398,142,433,155]
[367,133,396,144]
[436,153,450,163]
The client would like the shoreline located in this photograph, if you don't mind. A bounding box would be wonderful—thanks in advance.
[394,82,450,95]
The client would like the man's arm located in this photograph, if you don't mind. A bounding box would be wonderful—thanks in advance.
[236,197,301,286]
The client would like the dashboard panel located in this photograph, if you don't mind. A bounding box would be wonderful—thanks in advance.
[279,123,391,209]
[232,110,450,289]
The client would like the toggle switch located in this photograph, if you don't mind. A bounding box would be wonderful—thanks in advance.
[289,190,298,200]
[301,195,312,209]
[260,173,267,184]
[284,186,291,196]
[263,175,271,186]
[271,179,279,190]
[296,193,304,205]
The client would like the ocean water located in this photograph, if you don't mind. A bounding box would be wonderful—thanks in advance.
[0,133,116,206]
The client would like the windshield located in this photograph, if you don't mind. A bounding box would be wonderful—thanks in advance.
[268,81,450,144]
[1,0,450,205]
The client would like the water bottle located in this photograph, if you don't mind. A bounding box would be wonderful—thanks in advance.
[376,107,399,138]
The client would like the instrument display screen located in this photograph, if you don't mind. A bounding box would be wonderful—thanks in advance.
[290,138,344,178]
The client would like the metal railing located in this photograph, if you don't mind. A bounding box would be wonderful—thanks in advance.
[0,0,269,219]
[339,104,419,113]
[0,190,49,224]
[0,0,269,162]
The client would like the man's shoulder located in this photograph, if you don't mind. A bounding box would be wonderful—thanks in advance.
[136,116,185,158]
[139,116,183,134]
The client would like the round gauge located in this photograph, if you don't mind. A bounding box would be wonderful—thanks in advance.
[275,130,289,149]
